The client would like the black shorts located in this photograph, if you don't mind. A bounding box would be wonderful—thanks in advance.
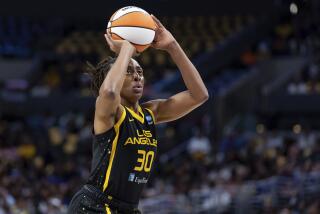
[68,188,108,214]
[67,185,141,214]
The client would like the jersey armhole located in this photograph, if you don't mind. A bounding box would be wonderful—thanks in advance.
[145,108,156,124]
[114,105,126,128]
[93,105,126,140]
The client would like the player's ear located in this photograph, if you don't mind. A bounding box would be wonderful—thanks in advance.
[142,75,146,84]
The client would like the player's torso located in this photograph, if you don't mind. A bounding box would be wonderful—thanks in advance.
[88,106,157,205]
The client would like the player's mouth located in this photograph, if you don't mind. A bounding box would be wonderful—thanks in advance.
[132,84,143,93]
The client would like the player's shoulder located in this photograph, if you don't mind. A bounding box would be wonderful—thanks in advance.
[140,103,157,124]
[141,99,164,113]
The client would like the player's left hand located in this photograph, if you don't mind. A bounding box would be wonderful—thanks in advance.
[151,15,177,51]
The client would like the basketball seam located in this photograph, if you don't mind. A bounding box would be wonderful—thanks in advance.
[107,25,155,31]
[111,32,151,47]
[111,11,148,22]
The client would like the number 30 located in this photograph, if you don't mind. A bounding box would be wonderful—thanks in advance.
[134,150,154,172]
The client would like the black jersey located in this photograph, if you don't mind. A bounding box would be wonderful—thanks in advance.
[87,105,157,205]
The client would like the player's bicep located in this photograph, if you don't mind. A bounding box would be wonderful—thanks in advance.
[95,94,120,118]
[94,95,121,134]
[142,91,201,124]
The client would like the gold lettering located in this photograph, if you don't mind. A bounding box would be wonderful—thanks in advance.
[140,137,148,145]
[134,150,155,172]
[124,132,157,147]
[144,130,152,138]
[151,139,157,147]
[133,137,140,145]
[136,130,144,137]
[144,151,155,172]
[134,150,145,171]
[124,137,134,146]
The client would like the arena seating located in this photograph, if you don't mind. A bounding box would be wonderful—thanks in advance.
[1,2,320,212]
[0,113,318,213]
[24,15,255,96]
[0,16,64,57]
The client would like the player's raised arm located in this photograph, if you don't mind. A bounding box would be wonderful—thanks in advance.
[94,33,136,134]
[142,15,209,124]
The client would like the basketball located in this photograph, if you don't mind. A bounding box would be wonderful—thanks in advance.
[107,6,157,52]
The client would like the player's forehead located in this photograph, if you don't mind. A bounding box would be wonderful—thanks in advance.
[129,58,141,69]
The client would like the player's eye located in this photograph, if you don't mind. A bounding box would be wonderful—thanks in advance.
[127,68,134,74]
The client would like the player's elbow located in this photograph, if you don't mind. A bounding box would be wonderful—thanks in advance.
[197,90,209,104]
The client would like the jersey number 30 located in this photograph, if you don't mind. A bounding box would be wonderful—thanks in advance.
[134,150,154,172]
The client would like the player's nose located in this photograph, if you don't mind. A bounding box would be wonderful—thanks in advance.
[133,71,142,81]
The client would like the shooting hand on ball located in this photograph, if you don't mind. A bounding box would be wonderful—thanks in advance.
[104,32,137,56]
[151,15,176,51]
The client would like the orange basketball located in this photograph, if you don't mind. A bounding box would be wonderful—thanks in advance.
[107,6,157,52]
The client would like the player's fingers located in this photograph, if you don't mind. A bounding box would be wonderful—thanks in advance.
[133,51,140,57]
[106,31,114,42]
[106,32,113,42]
[151,14,163,28]
[104,33,110,42]
[104,34,112,45]
[151,17,159,29]
[151,41,158,48]
[106,30,112,38]
[104,34,114,51]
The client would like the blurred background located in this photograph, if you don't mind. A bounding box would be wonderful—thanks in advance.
[0,0,319,213]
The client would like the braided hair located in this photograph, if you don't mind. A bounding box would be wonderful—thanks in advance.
[86,56,116,97]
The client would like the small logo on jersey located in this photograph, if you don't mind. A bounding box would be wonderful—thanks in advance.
[146,115,153,125]
[128,173,135,182]
[134,176,148,184]
[129,118,134,122]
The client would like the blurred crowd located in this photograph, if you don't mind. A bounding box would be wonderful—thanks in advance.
[3,14,317,99]
[0,113,92,213]
[1,3,320,214]
[4,12,320,98]
[0,16,64,58]
[287,62,320,95]
[0,112,319,213]
[0,14,258,99]
[141,127,320,213]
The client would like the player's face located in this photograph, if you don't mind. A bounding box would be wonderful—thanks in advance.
[120,59,144,103]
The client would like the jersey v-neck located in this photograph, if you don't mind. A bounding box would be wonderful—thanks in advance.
[125,106,145,123]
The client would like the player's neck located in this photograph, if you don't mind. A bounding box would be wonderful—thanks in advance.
[121,100,140,113]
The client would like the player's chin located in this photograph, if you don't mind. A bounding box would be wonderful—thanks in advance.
[130,90,143,100]
[133,91,143,98]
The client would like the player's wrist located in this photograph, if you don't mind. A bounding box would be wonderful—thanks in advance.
[121,41,136,56]
[166,41,179,54]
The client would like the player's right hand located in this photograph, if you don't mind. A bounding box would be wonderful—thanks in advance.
[104,32,137,56]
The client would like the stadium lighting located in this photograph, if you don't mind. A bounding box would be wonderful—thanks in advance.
[293,124,301,134]
[256,124,265,134]
[290,2,299,14]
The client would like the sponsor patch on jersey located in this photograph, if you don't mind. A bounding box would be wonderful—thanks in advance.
[128,173,135,182]
[128,173,148,184]
[134,176,148,184]
[146,115,153,125]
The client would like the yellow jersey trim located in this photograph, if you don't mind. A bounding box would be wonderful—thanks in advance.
[103,107,126,191]
[105,206,111,214]
[125,106,144,124]
[145,108,156,124]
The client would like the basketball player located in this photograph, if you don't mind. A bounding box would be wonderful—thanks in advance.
[68,15,208,214]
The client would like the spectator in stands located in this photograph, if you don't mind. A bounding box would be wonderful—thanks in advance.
[187,128,211,161]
